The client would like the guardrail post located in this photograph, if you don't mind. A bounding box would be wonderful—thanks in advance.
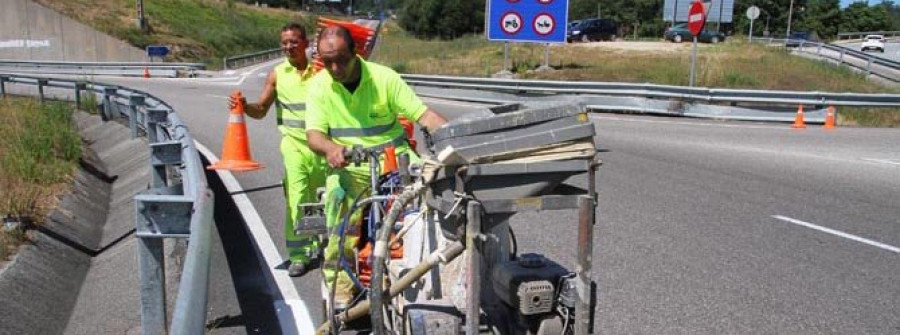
[137,236,166,335]
[867,56,873,75]
[839,49,845,65]
[128,94,146,139]
[135,179,192,335]
[37,79,47,102]
[145,108,169,144]
[102,87,118,121]
[816,43,822,55]
[223,57,228,70]
[0,75,6,97]
[74,82,86,108]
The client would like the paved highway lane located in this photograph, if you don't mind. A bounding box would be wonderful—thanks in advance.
[92,71,898,334]
[842,41,900,62]
[517,115,899,334]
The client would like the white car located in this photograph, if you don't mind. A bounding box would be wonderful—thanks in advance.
[861,35,885,53]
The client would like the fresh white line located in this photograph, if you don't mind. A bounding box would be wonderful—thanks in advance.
[590,114,789,130]
[420,96,488,108]
[861,158,900,166]
[195,141,315,334]
[206,94,231,100]
[772,215,900,254]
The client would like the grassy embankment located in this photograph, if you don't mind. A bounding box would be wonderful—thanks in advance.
[0,97,82,262]
[36,0,315,68]
[372,25,900,126]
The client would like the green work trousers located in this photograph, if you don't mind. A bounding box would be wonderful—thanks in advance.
[321,148,421,297]
[282,138,327,265]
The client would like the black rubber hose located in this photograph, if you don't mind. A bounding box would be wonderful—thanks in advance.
[369,184,423,335]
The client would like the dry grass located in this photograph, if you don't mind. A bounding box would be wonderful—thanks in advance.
[0,97,81,261]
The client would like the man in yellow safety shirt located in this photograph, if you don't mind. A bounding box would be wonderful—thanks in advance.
[306,25,448,305]
[229,23,326,277]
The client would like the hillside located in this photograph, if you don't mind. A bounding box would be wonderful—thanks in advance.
[34,0,313,67]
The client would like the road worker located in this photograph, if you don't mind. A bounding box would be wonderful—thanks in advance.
[229,22,326,277]
[306,25,448,306]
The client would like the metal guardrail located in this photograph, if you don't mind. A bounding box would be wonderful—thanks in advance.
[0,73,213,334]
[223,48,281,70]
[0,59,206,78]
[402,74,900,108]
[838,30,900,40]
[751,38,900,82]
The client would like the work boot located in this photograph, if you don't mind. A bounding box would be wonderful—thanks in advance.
[288,261,308,277]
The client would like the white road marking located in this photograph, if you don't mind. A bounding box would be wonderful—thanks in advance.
[206,94,230,100]
[195,142,315,334]
[861,158,900,166]
[590,114,788,130]
[772,215,900,254]
[420,96,488,108]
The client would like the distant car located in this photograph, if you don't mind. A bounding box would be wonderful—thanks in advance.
[784,31,810,47]
[664,23,725,43]
[861,34,885,53]
[567,18,618,42]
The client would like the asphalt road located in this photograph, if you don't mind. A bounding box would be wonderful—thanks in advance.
[91,63,899,334]
[841,40,900,62]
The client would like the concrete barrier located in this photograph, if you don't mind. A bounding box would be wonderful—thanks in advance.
[0,0,146,62]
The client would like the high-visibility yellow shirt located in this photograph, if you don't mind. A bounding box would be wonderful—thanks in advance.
[275,59,316,143]
[306,57,427,151]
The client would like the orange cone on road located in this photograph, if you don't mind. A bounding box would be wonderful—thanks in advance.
[143,67,150,79]
[791,105,806,129]
[823,106,836,130]
[207,91,263,172]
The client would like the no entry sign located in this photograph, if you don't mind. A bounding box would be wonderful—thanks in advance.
[687,1,707,36]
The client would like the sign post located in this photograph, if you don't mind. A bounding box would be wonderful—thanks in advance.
[487,0,568,74]
[746,6,760,43]
[687,1,707,87]
[146,46,170,62]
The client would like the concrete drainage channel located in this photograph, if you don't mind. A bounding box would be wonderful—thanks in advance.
[0,111,187,334]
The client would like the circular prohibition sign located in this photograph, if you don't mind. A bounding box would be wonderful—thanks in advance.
[532,12,556,36]
[500,11,524,35]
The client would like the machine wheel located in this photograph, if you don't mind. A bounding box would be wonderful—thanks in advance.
[710,36,719,43]
[674,34,683,43]
[581,34,591,43]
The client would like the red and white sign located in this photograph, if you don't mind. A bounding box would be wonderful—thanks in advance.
[500,12,523,35]
[533,13,555,36]
[687,1,707,36]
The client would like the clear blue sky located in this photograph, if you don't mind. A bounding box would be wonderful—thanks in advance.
[840,0,874,8]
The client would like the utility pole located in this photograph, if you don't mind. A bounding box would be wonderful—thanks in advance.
[136,0,147,32]
[786,0,794,37]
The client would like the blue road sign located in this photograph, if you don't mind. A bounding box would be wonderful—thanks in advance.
[146,46,170,57]
[487,0,568,43]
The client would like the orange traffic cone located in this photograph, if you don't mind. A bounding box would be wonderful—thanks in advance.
[382,145,397,175]
[143,67,150,79]
[791,105,806,129]
[207,91,263,171]
[823,106,836,130]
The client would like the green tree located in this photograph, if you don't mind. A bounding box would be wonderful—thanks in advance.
[398,0,483,39]
[795,0,840,38]
[839,1,893,33]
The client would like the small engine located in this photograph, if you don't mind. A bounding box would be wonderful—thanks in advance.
[491,254,570,316]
